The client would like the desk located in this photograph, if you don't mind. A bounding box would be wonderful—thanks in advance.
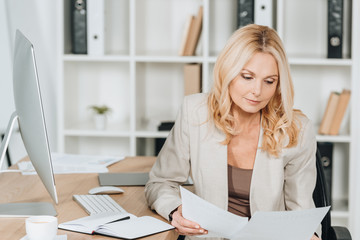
[0,156,179,240]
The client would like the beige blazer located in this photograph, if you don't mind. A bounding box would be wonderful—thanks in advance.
[145,93,317,240]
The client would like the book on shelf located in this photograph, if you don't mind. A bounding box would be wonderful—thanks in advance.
[329,89,351,135]
[184,63,202,96]
[178,15,194,56]
[58,212,174,239]
[318,92,340,135]
[179,6,203,56]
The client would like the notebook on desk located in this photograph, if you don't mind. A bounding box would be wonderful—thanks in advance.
[98,172,193,186]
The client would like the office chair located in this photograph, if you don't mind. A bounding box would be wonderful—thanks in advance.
[313,148,352,240]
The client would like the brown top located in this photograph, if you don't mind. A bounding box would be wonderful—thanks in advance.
[228,164,253,218]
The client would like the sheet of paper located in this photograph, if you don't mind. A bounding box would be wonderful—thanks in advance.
[18,153,124,175]
[180,187,330,240]
[180,187,248,239]
[235,206,330,240]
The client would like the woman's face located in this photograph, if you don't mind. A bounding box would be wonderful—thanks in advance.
[229,52,279,114]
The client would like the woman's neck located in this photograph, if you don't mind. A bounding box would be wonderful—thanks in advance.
[232,107,261,133]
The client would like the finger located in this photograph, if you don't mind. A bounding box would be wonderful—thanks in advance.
[172,218,207,235]
[175,228,208,236]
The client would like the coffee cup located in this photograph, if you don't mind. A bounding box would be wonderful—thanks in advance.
[25,215,58,240]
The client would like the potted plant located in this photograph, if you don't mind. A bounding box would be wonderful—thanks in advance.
[89,105,111,130]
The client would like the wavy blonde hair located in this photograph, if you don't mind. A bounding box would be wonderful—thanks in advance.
[208,24,302,157]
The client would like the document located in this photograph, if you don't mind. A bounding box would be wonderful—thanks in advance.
[180,187,330,240]
[58,212,174,239]
[18,153,124,175]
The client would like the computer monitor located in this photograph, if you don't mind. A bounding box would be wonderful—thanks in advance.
[0,30,58,216]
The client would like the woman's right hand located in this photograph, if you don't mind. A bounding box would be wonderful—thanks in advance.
[170,205,208,236]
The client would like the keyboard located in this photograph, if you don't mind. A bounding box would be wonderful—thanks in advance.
[73,194,127,215]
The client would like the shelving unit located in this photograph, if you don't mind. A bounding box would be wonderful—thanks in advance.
[57,0,359,238]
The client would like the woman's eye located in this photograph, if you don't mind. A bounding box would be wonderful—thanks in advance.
[265,79,275,84]
[241,74,253,80]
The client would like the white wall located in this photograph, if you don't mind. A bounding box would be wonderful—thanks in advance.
[0,0,58,166]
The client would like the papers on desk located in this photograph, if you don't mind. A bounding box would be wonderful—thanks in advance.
[17,153,124,175]
[180,186,330,240]
[58,212,174,239]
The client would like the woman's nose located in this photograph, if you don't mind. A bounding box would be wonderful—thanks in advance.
[251,79,262,96]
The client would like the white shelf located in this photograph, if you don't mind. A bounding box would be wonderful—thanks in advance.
[134,55,204,63]
[64,130,132,138]
[63,54,131,62]
[288,57,352,66]
[316,135,351,143]
[135,131,170,138]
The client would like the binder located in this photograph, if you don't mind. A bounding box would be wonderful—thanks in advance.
[237,0,254,28]
[155,121,174,156]
[254,0,274,28]
[327,0,344,58]
[87,0,105,55]
[317,142,333,206]
[71,0,87,54]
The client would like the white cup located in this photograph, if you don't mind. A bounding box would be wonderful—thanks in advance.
[25,215,58,240]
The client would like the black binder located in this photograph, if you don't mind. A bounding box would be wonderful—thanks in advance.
[317,142,333,206]
[327,0,343,58]
[155,122,175,156]
[237,0,254,28]
[71,0,87,54]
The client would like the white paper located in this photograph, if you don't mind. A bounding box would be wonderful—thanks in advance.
[18,153,124,175]
[180,186,330,240]
[235,207,330,240]
[180,187,248,239]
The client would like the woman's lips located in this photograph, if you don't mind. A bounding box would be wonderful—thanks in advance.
[245,98,260,104]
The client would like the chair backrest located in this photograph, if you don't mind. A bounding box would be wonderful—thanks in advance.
[313,147,332,239]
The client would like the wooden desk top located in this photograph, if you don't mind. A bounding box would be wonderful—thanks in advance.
[0,156,179,240]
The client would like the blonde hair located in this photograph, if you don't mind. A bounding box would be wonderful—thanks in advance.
[208,24,302,157]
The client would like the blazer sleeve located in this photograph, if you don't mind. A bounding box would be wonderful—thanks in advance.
[284,118,317,211]
[144,97,191,220]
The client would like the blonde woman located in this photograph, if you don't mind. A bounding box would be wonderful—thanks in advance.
[145,24,320,240]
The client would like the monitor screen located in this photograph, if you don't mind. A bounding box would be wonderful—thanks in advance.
[0,30,58,212]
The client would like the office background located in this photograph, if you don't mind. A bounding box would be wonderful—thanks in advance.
[0,0,360,239]
[0,0,58,163]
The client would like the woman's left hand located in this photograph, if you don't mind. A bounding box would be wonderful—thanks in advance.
[311,234,320,240]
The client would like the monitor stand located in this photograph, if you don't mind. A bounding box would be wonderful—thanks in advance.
[0,112,57,217]
[0,203,57,217]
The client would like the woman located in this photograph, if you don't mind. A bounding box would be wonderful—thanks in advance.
[145,24,319,240]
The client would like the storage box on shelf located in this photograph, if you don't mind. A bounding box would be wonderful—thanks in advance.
[58,0,359,237]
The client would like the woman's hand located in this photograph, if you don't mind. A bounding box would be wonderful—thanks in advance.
[170,205,208,236]
[311,234,321,240]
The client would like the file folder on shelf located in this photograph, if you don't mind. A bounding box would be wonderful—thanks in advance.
[327,0,344,58]
[87,0,105,55]
[71,0,87,54]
